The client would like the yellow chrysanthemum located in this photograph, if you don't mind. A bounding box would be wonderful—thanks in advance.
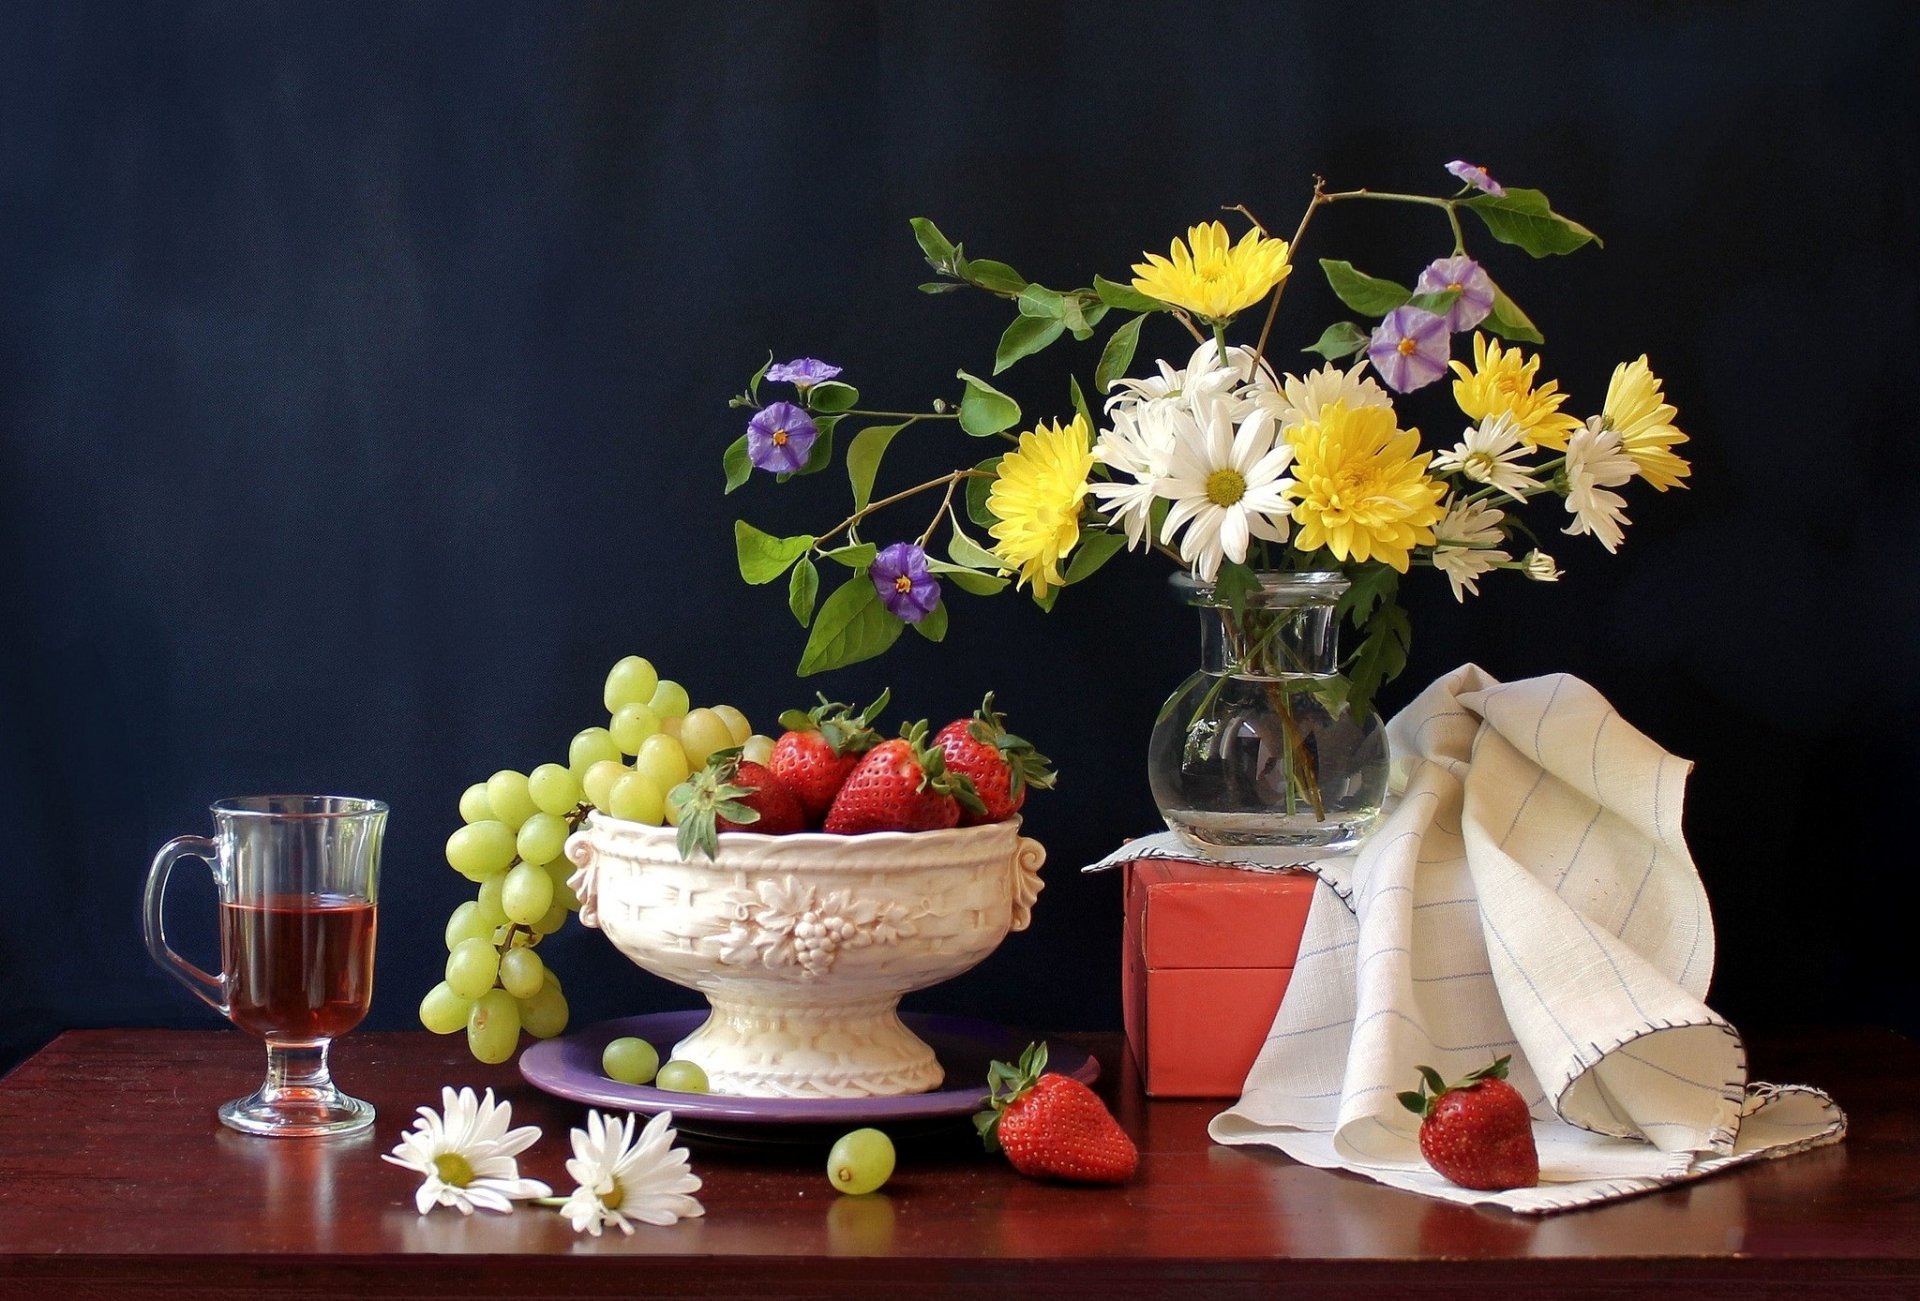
[987,414,1095,597]
[1130,221,1292,324]
[1449,333,1583,451]
[1600,356,1691,490]
[1285,402,1446,573]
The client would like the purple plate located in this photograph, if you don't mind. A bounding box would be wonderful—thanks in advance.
[519,1010,1098,1141]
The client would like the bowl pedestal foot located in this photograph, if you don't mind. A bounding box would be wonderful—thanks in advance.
[671,993,945,1099]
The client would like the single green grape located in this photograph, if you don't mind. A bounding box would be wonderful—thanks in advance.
[711,704,752,746]
[419,981,472,1035]
[444,900,492,950]
[501,861,554,926]
[655,1059,709,1093]
[635,733,691,791]
[458,782,493,824]
[648,679,691,719]
[542,857,580,909]
[583,758,630,810]
[467,988,521,1063]
[607,771,665,824]
[569,727,623,781]
[601,1036,660,1086]
[531,897,570,935]
[485,770,538,831]
[741,734,776,766]
[518,982,569,1039]
[679,708,736,768]
[528,762,583,816]
[446,821,516,881]
[826,1128,896,1195]
[475,872,510,927]
[498,946,545,999]
[445,936,502,1001]
[609,701,662,754]
[604,655,660,714]
[516,811,568,866]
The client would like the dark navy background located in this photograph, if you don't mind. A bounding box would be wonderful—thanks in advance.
[4,1,1916,1074]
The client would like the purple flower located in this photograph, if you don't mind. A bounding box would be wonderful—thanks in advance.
[870,542,941,623]
[746,401,818,473]
[765,358,843,388]
[1414,254,1495,332]
[1367,307,1452,393]
[1445,160,1505,198]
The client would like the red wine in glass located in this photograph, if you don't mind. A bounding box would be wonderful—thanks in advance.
[221,893,378,1043]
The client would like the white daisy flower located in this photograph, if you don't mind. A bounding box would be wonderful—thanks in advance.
[1429,411,1540,500]
[1523,549,1562,581]
[1258,361,1392,432]
[1430,498,1511,603]
[1104,338,1260,411]
[561,1109,704,1236]
[1562,416,1637,552]
[1089,399,1190,550]
[1159,394,1296,583]
[382,1086,551,1216]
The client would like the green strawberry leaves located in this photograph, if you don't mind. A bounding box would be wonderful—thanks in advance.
[975,1040,1050,1152]
[1399,1055,1514,1119]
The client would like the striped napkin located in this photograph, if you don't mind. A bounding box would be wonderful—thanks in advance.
[1099,665,1846,1213]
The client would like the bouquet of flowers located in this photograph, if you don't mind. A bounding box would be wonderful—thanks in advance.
[722,159,1690,734]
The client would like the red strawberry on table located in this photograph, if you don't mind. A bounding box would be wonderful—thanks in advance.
[1398,1055,1540,1191]
[822,720,985,834]
[769,690,889,823]
[975,1042,1138,1185]
[670,754,808,860]
[933,693,1055,825]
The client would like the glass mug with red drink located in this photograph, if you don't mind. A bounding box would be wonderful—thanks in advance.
[143,795,386,1137]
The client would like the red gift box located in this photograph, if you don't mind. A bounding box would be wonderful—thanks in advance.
[1121,859,1318,1097]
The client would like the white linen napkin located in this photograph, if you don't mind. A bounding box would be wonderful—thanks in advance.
[1094,665,1846,1213]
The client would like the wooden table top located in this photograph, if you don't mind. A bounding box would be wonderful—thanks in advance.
[1,1025,1915,1298]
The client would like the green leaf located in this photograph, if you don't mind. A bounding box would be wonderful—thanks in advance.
[1319,259,1412,316]
[965,258,1027,295]
[1094,314,1145,393]
[1068,374,1094,433]
[957,371,1022,436]
[1063,293,1104,339]
[722,434,753,494]
[964,457,1003,528]
[1305,321,1371,362]
[1342,587,1411,723]
[806,381,859,413]
[734,521,815,585]
[792,415,836,476]
[1211,559,1261,621]
[797,580,905,677]
[1418,1065,1447,1096]
[1397,1090,1429,1115]
[1482,280,1545,344]
[1406,288,1461,316]
[846,422,908,511]
[818,542,877,569]
[1063,528,1126,584]
[1093,275,1163,313]
[912,599,949,642]
[919,281,966,294]
[910,217,956,271]
[927,558,1009,596]
[1016,285,1066,318]
[787,557,819,626]
[1031,584,1059,612]
[747,353,774,403]
[994,315,1066,374]
[948,526,1003,571]
[1461,187,1601,258]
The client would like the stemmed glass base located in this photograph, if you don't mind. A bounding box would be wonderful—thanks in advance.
[219,1039,375,1138]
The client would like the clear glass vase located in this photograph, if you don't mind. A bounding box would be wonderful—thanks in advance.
[1148,571,1388,856]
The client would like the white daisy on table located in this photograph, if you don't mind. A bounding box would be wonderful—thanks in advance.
[1258,360,1392,433]
[1523,549,1563,581]
[1159,394,1296,583]
[1089,399,1190,550]
[1562,416,1638,552]
[561,1109,704,1236]
[1430,497,1511,602]
[382,1086,551,1216]
[1429,411,1539,500]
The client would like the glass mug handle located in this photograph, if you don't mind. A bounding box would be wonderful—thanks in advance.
[142,835,229,1016]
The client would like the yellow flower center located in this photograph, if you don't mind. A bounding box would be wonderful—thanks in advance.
[1463,450,1498,480]
[1446,281,1463,292]
[894,574,913,594]
[432,1153,474,1188]
[601,1179,625,1212]
[1205,467,1247,507]
[1397,337,1418,357]
[771,428,789,446]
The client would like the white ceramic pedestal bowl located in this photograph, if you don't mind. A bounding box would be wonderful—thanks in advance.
[564,814,1046,1099]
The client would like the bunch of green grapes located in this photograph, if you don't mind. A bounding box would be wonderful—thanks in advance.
[418,654,767,1063]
